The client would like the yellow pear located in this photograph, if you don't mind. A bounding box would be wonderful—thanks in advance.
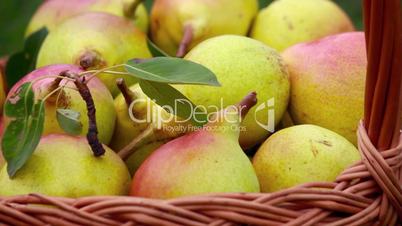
[175,35,290,149]
[253,124,361,192]
[151,0,258,56]
[26,0,149,36]
[0,134,131,197]
[36,12,152,96]
[251,0,354,51]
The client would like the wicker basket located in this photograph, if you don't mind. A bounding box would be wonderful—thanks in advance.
[1,0,401,225]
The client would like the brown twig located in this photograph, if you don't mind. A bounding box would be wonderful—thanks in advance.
[176,25,194,58]
[237,91,257,119]
[116,78,136,106]
[61,71,105,156]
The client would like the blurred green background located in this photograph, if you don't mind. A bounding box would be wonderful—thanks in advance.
[0,0,363,57]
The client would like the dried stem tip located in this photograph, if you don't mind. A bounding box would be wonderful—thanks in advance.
[116,78,136,106]
[176,25,194,58]
[60,71,105,157]
[237,91,257,119]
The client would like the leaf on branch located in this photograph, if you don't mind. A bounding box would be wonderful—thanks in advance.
[125,57,220,86]
[139,80,208,127]
[147,38,170,57]
[1,82,45,178]
[5,27,48,88]
[56,109,82,135]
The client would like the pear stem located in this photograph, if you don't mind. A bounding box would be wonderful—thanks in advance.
[45,72,68,103]
[237,91,257,119]
[118,125,154,160]
[124,0,144,19]
[48,72,66,91]
[79,50,102,70]
[176,25,194,58]
[116,78,137,106]
[61,71,105,156]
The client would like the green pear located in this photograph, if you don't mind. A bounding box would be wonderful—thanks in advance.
[253,124,360,192]
[0,134,131,197]
[36,12,152,96]
[282,32,366,145]
[26,0,149,36]
[151,0,258,56]
[251,0,354,51]
[111,80,190,174]
[130,92,260,199]
[4,64,116,145]
[175,35,290,149]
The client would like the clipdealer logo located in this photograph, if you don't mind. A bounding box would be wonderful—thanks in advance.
[128,98,276,132]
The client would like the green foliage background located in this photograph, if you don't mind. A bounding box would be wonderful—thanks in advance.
[0,0,363,57]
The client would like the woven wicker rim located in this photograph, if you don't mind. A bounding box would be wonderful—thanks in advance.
[0,0,401,225]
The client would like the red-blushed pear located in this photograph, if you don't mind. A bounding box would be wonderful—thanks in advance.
[3,64,116,144]
[251,0,354,51]
[0,134,131,197]
[282,32,367,145]
[253,125,360,192]
[130,92,260,199]
[150,0,258,56]
[36,12,152,96]
[26,0,149,36]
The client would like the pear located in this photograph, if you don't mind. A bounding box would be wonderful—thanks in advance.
[36,12,152,96]
[0,134,131,197]
[282,32,366,145]
[253,124,360,192]
[4,64,116,145]
[251,0,354,51]
[131,92,260,199]
[111,80,189,174]
[150,0,258,56]
[175,35,290,149]
[26,0,149,36]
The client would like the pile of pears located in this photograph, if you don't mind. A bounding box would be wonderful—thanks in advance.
[0,0,366,199]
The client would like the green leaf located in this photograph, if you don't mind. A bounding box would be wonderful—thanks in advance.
[1,82,45,177]
[139,80,208,126]
[147,38,170,57]
[5,27,48,88]
[0,0,43,56]
[56,109,82,135]
[125,57,220,86]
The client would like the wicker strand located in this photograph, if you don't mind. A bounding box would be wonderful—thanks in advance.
[0,122,400,225]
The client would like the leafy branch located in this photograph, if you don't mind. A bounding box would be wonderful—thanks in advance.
[1,56,220,177]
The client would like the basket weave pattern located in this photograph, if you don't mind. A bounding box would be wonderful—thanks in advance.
[0,0,401,225]
[0,123,401,226]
